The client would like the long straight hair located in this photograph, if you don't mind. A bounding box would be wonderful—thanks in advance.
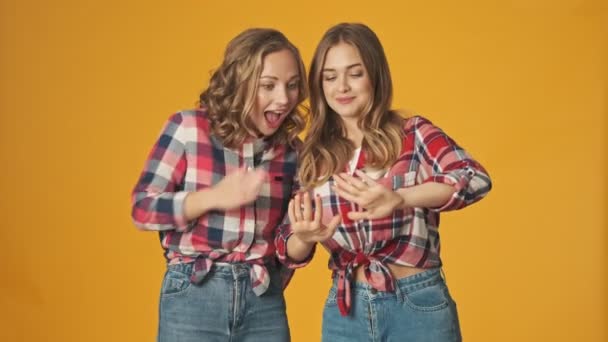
[299,23,404,188]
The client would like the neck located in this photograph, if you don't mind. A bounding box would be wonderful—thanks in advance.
[342,118,363,148]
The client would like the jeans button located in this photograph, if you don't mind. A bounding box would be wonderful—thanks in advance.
[370,288,377,294]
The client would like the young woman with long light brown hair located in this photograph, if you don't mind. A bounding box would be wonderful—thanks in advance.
[276,23,492,341]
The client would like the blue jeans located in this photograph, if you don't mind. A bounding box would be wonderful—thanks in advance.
[158,262,290,342]
[322,268,461,342]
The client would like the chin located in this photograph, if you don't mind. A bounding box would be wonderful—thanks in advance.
[261,127,278,137]
[330,107,355,118]
[335,111,357,119]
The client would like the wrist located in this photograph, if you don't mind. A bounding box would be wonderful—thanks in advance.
[286,233,316,262]
[290,233,316,249]
[395,188,408,209]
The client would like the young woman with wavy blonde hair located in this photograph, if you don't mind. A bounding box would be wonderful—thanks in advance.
[132,28,307,342]
[276,23,492,341]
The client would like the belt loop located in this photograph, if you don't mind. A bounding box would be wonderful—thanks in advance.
[231,264,238,281]
[395,279,405,303]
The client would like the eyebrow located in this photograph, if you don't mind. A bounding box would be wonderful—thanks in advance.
[322,63,363,72]
[259,75,300,81]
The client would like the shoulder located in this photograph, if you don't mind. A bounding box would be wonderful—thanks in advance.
[165,108,212,133]
[402,114,452,140]
[403,114,434,131]
[161,109,212,144]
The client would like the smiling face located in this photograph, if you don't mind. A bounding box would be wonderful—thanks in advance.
[321,42,373,123]
[249,49,301,137]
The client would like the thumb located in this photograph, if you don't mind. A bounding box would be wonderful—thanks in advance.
[320,215,341,241]
[347,210,368,221]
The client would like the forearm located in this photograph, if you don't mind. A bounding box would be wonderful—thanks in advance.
[183,188,218,220]
[286,234,316,262]
[396,182,456,209]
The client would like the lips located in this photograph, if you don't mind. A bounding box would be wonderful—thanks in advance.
[336,96,355,105]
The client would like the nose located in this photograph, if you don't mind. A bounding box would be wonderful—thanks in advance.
[274,86,289,106]
[338,75,350,93]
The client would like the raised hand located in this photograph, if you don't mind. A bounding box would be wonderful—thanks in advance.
[288,191,341,244]
[333,169,404,220]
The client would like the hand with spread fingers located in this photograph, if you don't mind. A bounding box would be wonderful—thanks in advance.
[183,167,268,220]
[288,191,341,244]
[333,169,404,220]
[212,168,268,210]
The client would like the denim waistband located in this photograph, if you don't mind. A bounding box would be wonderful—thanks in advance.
[168,261,278,280]
[332,267,444,298]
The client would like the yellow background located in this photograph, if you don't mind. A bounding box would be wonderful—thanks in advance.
[1,0,606,341]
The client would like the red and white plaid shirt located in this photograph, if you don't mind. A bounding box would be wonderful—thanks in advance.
[276,115,492,315]
[132,109,305,295]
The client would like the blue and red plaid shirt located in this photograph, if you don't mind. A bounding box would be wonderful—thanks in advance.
[132,109,306,295]
[276,115,492,315]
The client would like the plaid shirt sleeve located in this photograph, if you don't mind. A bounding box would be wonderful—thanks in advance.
[275,151,317,269]
[131,112,192,232]
[412,115,492,212]
[275,216,318,269]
